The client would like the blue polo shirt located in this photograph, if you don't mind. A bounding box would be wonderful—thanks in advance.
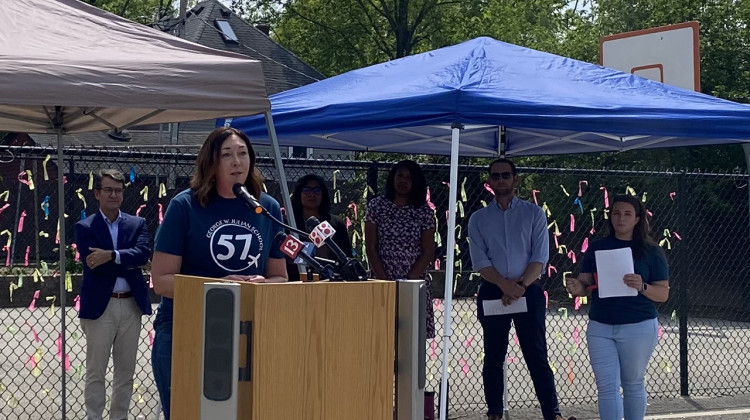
[582,236,669,325]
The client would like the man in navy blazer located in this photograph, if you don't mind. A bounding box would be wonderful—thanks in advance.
[75,169,151,420]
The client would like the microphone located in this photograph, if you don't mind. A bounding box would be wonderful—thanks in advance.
[233,183,309,237]
[274,232,335,279]
[306,216,368,281]
[232,183,264,215]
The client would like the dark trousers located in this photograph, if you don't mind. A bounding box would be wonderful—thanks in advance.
[478,283,561,420]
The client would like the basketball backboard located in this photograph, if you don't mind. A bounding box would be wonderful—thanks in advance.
[600,21,700,92]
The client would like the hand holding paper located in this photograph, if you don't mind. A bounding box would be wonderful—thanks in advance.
[595,247,637,298]
[483,297,528,316]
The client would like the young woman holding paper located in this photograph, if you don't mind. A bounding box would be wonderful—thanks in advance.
[566,194,669,420]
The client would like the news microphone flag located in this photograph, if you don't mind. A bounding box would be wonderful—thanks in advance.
[279,234,304,260]
[309,221,335,248]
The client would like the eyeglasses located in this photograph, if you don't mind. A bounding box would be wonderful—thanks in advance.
[489,171,514,181]
[97,187,124,196]
[301,187,322,194]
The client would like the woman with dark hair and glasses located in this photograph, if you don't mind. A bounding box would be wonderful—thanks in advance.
[287,174,353,281]
[566,194,669,420]
[150,127,287,419]
[365,159,436,337]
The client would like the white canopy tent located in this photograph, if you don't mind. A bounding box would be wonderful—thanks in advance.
[0,0,291,417]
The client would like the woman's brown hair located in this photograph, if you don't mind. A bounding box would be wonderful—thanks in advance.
[190,127,264,207]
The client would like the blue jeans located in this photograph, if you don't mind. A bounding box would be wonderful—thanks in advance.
[587,318,658,420]
[152,322,173,420]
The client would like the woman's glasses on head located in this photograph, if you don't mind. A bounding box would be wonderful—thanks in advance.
[489,171,513,181]
[302,187,322,194]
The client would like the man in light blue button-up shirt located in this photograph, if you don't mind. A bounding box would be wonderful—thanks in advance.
[468,159,571,420]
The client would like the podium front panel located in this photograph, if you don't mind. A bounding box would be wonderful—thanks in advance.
[172,276,395,420]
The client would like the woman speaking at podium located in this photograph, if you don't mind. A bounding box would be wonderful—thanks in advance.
[150,127,288,419]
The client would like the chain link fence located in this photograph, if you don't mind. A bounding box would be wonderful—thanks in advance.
[0,145,748,418]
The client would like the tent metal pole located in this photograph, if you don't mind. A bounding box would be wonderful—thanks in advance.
[264,111,294,224]
[264,112,299,237]
[55,117,68,420]
[439,123,462,419]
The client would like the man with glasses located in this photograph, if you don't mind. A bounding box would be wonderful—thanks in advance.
[468,159,574,420]
[75,169,152,420]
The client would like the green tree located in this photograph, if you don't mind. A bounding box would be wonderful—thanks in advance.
[83,0,174,24]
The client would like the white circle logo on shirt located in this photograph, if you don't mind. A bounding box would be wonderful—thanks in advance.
[207,220,264,272]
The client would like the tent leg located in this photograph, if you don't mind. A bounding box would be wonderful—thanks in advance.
[438,123,462,419]
[264,111,294,224]
[263,112,306,274]
[56,127,68,420]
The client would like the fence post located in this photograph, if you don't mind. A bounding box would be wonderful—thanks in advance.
[367,162,379,202]
[677,172,690,396]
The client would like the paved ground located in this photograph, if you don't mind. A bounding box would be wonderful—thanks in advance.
[453,395,750,420]
[1,299,749,419]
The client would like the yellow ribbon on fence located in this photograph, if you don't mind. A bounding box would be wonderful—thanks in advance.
[43,155,51,180]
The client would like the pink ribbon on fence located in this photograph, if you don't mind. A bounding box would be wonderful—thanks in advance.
[532,189,540,205]
[25,321,40,343]
[426,188,436,210]
[578,180,588,197]
[18,210,26,232]
[547,265,557,278]
[28,290,40,311]
[600,186,609,208]
[348,202,358,219]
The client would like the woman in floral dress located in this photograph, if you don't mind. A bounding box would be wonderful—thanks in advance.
[365,160,437,337]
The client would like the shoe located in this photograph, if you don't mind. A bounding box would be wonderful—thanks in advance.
[487,415,502,420]
[555,416,577,420]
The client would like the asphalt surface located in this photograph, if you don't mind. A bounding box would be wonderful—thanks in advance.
[455,394,750,420]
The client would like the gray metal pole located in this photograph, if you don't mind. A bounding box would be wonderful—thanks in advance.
[264,111,294,229]
[438,123,462,419]
[56,122,68,420]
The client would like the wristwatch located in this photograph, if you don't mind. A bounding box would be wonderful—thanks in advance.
[642,282,648,292]
[111,251,116,261]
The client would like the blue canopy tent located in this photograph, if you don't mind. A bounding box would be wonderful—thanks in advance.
[225,36,750,416]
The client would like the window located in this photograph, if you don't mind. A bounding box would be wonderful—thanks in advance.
[215,20,238,43]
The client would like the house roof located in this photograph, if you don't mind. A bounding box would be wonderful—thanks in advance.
[159,0,324,95]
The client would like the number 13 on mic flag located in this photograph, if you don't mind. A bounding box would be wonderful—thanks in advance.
[310,221,336,248]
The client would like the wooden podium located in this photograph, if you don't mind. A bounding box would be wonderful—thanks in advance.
[171,275,396,420]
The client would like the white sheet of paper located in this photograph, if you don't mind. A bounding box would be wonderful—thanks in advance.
[482,297,528,316]
[595,247,638,298]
